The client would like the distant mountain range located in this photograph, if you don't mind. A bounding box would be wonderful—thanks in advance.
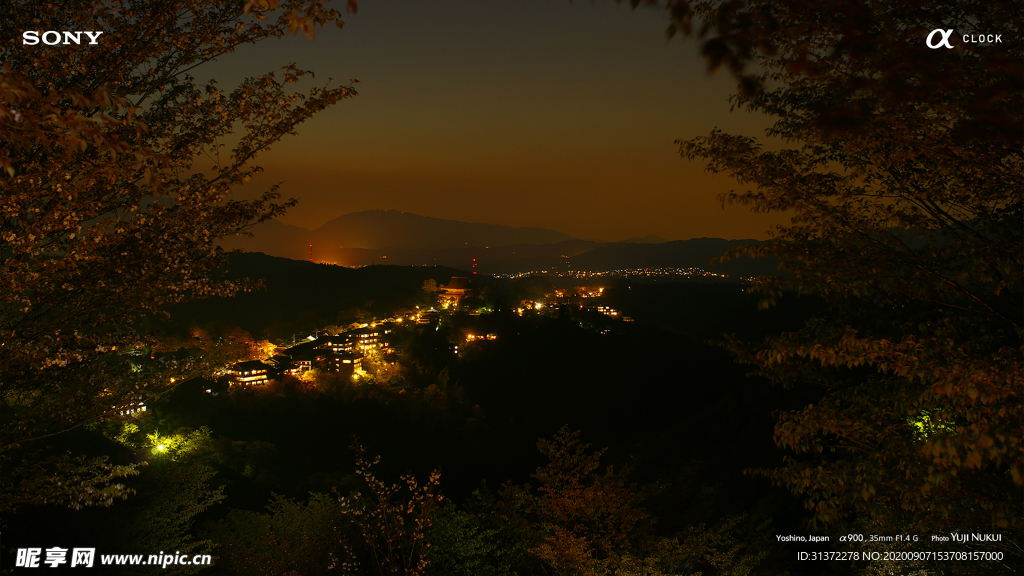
[621,235,668,244]
[219,210,777,277]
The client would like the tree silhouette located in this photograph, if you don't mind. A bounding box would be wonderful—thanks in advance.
[645,0,1022,537]
[0,0,356,514]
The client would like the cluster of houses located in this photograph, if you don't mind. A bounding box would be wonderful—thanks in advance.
[215,276,630,389]
[220,277,480,387]
[227,323,398,386]
[552,286,605,299]
[112,275,640,412]
[105,273,637,414]
[515,299,631,322]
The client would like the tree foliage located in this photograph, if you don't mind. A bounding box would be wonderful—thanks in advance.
[614,516,772,576]
[489,427,654,576]
[104,431,225,575]
[334,441,444,576]
[208,492,344,576]
[643,0,1022,537]
[423,503,517,576]
[0,0,356,515]
[482,428,775,576]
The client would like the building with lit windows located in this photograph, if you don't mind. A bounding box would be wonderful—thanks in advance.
[229,360,272,385]
[286,354,316,375]
[115,392,147,416]
[328,352,364,371]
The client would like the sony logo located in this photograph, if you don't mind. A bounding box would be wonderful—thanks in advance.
[22,31,104,46]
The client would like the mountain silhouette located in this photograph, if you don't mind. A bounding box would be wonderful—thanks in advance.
[220,210,578,261]
[219,211,776,276]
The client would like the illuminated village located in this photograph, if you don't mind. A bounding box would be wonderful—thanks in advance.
[216,273,640,391]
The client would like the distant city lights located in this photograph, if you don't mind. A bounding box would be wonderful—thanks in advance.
[493,266,735,280]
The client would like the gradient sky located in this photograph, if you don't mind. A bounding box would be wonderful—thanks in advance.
[210,0,788,241]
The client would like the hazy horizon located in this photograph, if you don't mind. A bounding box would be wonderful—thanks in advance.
[245,209,765,244]
[206,0,789,242]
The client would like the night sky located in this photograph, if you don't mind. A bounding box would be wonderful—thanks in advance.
[209,0,788,241]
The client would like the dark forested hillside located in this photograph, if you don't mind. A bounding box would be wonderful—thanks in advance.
[167,253,465,339]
